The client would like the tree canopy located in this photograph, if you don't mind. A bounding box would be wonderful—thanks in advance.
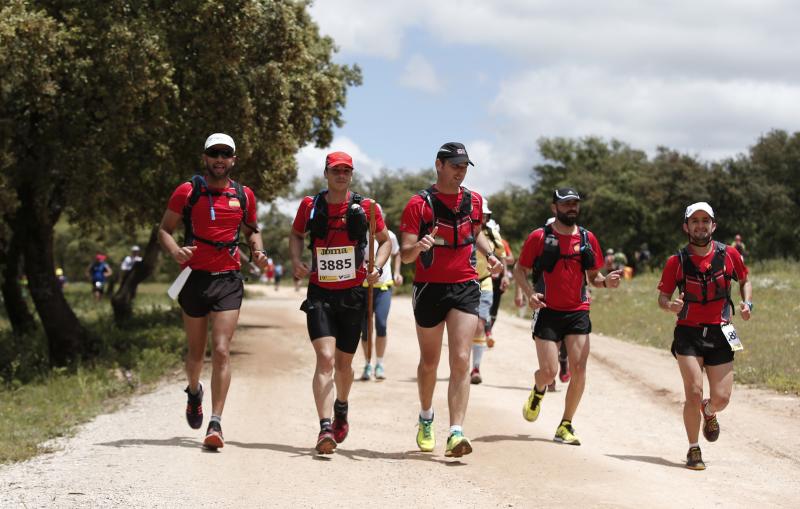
[0,0,361,365]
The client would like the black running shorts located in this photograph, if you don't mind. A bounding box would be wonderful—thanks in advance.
[671,325,734,366]
[179,270,244,318]
[531,308,591,341]
[301,284,367,354]
[412,281,480,328]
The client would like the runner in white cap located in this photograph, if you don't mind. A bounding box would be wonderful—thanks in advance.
[657,202,753,470]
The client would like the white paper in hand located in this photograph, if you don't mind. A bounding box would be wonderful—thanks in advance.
[167,267,192,300]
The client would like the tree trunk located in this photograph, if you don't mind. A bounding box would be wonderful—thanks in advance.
[19,182,88,366]
[111,225,160,324]
[0,223,37,336]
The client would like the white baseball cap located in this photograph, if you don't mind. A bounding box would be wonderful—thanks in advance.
[545,217,556,226]
[684,202,715,220]
[204,133,235,153]
[482,199,492,215]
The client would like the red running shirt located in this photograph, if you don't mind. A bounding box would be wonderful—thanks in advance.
[517,227,604,312]
[399,187,483,284]
[292,193,385,290]
[658,245,748,327]
[167,181,257,272]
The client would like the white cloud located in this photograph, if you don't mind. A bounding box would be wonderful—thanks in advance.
[275,137,386,216]
[307,1,800,193]
[490,66,800,162]
[294,136,385,191]
[308,1,426,59]
[312,1,800,81]
[398,54,443,93]
[461,138,538,197]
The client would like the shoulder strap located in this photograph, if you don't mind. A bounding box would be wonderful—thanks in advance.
[417,187,436,236]
[188,174,206,206]
[459,187,473,217]
[418,187,435,212]
[230,180,246,210]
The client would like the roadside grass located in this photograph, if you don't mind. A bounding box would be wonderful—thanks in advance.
[505,259,800,394]
[0,283,185,464]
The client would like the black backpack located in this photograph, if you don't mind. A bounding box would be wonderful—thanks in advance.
[182,174,259,256]
[531,223,595,291]
[305,190,369,269]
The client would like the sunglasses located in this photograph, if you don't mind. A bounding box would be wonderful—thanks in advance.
[205,148,234,159]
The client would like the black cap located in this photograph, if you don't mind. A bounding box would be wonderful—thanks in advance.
[436,142,474,166]
[553,187,581,203]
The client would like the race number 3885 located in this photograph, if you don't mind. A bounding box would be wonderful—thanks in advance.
[721,323,744,352]
[316,246,357,282]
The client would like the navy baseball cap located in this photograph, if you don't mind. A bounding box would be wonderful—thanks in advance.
[436,142,474,166]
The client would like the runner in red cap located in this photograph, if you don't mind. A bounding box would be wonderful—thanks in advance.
[514,188,622,446]
[657,201,752,470]
[87,254,112,301]
[158,133,269,450]
[290,150,391,454]
[400,141,503,458]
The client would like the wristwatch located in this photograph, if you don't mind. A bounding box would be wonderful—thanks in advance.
[745,300,753,311]
[376,267,384,277]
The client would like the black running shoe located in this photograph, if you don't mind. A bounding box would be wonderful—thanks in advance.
[701,399,720,442]
[686,446,705,470]
[184,383,203,429]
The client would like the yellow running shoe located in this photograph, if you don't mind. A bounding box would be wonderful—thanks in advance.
[416,417,435,452]
[522,386,545,422]
[554,420,581,445]
[444,431,473,458]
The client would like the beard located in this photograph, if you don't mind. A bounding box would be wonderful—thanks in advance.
[688,232,712,247]
[556,210,578,226]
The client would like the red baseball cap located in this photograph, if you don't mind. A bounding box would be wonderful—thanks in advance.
[325,151,354,169]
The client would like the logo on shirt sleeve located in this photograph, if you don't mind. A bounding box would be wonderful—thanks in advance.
[229,198,241,208]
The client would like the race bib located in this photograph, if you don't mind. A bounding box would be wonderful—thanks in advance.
[316,246,357,282]
[721,323,744,352]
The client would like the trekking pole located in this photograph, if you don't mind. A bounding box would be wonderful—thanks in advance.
[366,201,377,364]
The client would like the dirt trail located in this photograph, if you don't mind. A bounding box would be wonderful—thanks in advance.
[2,285,799,508]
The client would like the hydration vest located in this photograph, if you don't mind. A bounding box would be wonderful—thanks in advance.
[305,190,369,269]
[676,241,735,319]
[530,223,596,294]
[182,174,259,256]
[417,186,476,269]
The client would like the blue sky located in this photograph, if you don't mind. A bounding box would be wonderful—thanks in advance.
[286,0,800,204]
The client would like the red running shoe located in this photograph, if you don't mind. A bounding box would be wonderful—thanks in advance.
[332,414,349,443]
[316,429,336,454]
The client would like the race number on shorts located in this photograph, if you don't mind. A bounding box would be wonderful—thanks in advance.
[721,323,744,352]
[316,246,357,282]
